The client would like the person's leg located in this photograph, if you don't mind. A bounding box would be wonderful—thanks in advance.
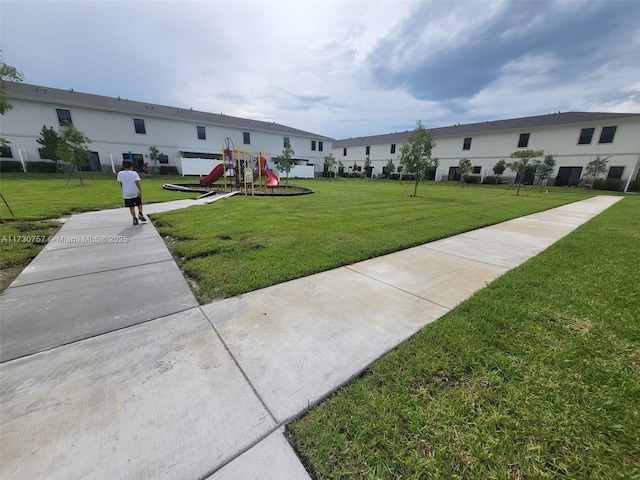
[137,198,146,221]
[129,205,138,224]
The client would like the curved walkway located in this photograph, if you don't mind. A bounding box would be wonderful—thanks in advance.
[0,195,622,479]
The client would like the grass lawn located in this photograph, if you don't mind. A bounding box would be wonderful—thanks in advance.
[288,195,640,479]
[151,179,601,303]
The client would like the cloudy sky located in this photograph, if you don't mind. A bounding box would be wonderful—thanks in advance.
[2,0,639,139]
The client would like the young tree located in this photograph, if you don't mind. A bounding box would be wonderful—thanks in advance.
[56,125,92,185]
[148,145,165,174]
[385,159,396,178]
[323,152,337,181]
[533,154,556,192]
[399,120,437,197]
[507,149,544,196]
[36,125,62,170]
[1,54,24,146]
[582,156,610,188]
[363,155,372,179]
[276,142,295,184]
[493,159,507,184]
[457,158,472,186]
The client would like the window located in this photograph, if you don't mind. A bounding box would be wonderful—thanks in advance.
[578,128,595,144]
[196,126,206,140]
[133,118,146,134]
[311,140,316,151]
[243,132,251,144]
[365,146,370,155]
[463,137,472,150]
[472,166,481,174]
[283,137,290,148]
[607,166,624,180]
[599,126,617,144]
[318,141,323,152]
[158,154,169,164]
[0,146,12,158]
[343,147,347,156]
[390,144,396,154]
[518,133,530,148]
[56,109,72,126]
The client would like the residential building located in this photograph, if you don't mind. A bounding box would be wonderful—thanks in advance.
[0,82,333,176]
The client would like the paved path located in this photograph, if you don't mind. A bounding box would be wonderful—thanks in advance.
[0,195,622,479]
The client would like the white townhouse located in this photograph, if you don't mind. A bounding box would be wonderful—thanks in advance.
[0,81,333,176]
[333,112,640,191]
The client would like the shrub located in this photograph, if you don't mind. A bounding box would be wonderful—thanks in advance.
[463,175,480,184]
[629,179,640,192]
[158,166,179,175]
[0,161,24,172]
[26,161,57,173]
[593,178,622,191]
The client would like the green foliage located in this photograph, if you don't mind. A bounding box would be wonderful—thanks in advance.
[26,161,57,173]
[0,53,24,115]
[323,153,337,181]
[507,149,545,196]
[56,125,92,185]
[493,159,507,176]
[158,165,178,175]
[583,156,610,186]
[0,161,23,172]
[399,121,437,196]
[593,178,621,191]
[458,158,472,184]
[364,155,372,177]
[276,142,295,183]
[36,125,62,165]
[384,159,396,178]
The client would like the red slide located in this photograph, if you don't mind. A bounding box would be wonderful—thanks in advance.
[260,155,280,187]
[199,164,224,186]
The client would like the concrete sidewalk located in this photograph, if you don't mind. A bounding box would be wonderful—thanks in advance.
[0,195,622,479]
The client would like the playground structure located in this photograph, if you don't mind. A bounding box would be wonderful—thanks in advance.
[163,138,313,197]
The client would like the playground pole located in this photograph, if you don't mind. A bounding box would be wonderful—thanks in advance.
[258,151,263,193]
[221,143,228,192]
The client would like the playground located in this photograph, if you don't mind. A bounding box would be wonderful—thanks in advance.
[162,138,314,197]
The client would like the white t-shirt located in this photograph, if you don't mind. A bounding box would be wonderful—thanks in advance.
[117,169,141,199]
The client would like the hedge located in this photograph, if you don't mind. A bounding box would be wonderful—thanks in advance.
[26,161,58,173]
[0,161,24,172]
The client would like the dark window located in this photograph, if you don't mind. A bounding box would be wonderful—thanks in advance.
[518,133,530,147]
[578,128,595,144]
[0,146,12,158]
[599,126,617,144]
[463,137,472,150]
[390,144,396,154]
[133,118,146,134]
[318,141,323,152]
[243,132,250,144]
[311,140,316,151]
[343,147,347,156]
[607,166,624,179]
[158,154,169,164]
[56,109,72,126]
[122,152,144,171]
[472,165,481,174]
[284,137,290,148]
[197,126,206,140]
[366,146,370,155]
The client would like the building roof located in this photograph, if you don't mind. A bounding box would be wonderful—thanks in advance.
[334,111,640,147]
[4,81,334,141]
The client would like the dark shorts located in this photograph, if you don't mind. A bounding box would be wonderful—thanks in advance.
[124,196,142,207]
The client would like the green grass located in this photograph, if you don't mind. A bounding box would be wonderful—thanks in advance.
[152,179,601,302]
[288,196,640,479]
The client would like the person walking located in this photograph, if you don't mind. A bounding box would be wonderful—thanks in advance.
[117,160,146,225]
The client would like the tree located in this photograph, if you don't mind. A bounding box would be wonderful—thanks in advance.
[1,54,24,146]
[36,125,62,170]
[533,154,556,192]
[56,125,92,185]
[385,159,396,178]
[363,155,372,179]
[399,120,437,197]
[276,142,295,184]
[457,158,472,186]
[323,152,337,181]
[148,145,165,174]
[507,149,544,196]
[582,156,610,188]
[493,159,507,184]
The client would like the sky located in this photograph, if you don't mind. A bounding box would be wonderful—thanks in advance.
[2,0,639,140]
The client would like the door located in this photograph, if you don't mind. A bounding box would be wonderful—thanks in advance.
[555,167,583,186]
[448,166,460,182]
